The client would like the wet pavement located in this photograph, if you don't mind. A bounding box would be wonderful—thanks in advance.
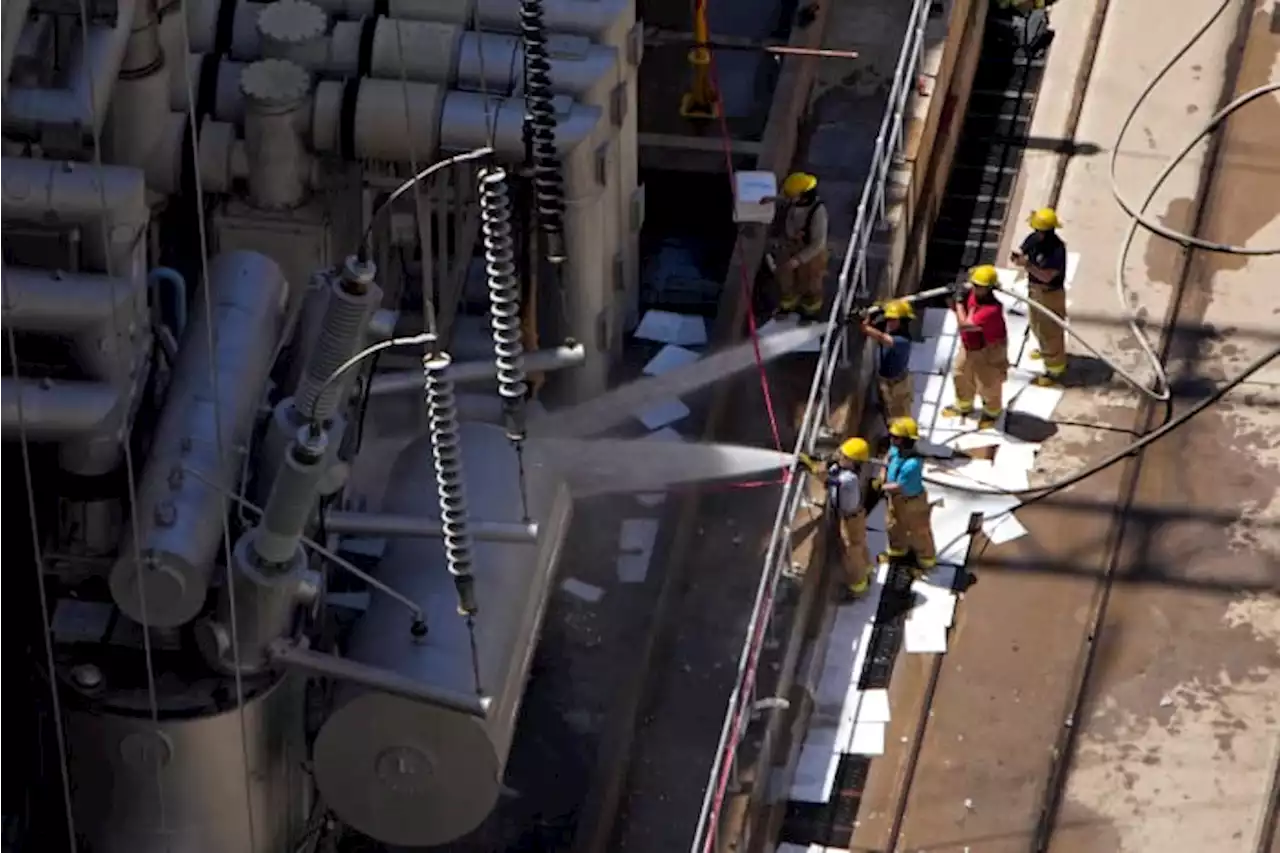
[849,0,1280,850]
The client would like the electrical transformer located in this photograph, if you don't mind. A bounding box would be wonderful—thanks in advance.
[1,0,637,849]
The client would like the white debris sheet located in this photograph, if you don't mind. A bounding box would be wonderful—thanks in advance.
[787,260,1077,806]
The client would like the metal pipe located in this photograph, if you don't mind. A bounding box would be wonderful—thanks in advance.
[2,0,32,97]
[109,250,288,630]
[267,639,491,718]
[368,343,586,397]
[2,266,147,381]
[3,0,140,142]
[324,509,539,543]
[147,267,189,337]
[0,377,122,440]
[0,157,149,273]
[310,78,603,163]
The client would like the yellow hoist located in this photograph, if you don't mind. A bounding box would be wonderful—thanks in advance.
[680,0,720,119]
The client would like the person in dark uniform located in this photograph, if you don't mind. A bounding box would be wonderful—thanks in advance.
[860,299,916,421]
[1012,207,1069,386]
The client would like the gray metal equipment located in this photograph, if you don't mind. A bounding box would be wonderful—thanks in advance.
[62,669,310,853]
[108,251,288,629]
[311,422,573,848]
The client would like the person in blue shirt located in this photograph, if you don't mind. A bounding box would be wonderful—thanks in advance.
[861,299,916,421]
[878,416,937,575]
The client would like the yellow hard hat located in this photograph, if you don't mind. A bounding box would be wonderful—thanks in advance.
[882,299,915,321]
[839,437,871,462]
[782,172,818,198]
[888,416,920,440]
[968,264,999,287]
[1027,207,1060,231]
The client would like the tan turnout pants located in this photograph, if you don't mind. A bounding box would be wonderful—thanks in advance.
[1028,283,1068,375]
[879,373,915,421]
[777,244,828,315]
[837,509,875,587]
[953,344,1008,416]
[886,492,937,567]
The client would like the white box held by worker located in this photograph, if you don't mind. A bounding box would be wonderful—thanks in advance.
[733,171,778,224]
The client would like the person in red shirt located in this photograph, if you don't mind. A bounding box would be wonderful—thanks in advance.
[942,265,1009,428]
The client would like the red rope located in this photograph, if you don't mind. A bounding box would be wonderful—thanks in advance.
[704,41,787,458]
[694,16,803,850]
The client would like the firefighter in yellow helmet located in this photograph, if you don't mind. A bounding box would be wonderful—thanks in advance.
[1011,207,1069,386]
[878,416,937,574]
[942,265,1009,429]
[860,299,916,421]
[772,172,829,323]
[798,436,876,599]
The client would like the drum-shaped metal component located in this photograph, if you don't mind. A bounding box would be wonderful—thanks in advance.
[63,670,310,853]
[312,422,573,847]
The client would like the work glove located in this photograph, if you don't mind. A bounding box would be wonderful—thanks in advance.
[797,452,822,475]
[869,477,883,491]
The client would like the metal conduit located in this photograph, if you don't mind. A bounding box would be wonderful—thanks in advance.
[367,342,586,396]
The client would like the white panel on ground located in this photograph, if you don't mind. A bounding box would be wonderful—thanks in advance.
[635,310,708,347]
[848,721,886,756]
[983,512,1029,545]
[561,577,604,603]
[637,399,691,430]
[904,616,948,654]
[1010,382,1065,421]
[643,344,701,376]
[853,688,891,724]
[792,563,890,804]
[617,518,661,583]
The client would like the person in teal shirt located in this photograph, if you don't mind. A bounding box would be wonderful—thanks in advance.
[878,416,937,574]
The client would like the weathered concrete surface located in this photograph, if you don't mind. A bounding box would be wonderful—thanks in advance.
[1048,5,1280,850]
[850,0,1280,850]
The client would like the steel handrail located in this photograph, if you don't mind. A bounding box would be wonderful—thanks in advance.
[688,0,936,849]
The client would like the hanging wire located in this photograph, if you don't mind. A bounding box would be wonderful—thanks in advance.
[173,6,259,848]
[388,17,433,335]
[73,0,167,836]
[4,321,78,851]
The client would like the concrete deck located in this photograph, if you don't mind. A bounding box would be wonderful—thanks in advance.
[849,0,1280,850]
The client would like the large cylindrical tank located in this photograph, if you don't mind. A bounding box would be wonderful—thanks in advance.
[312,422,573,847]
[109,250,289,629]
[62,666,310,853]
